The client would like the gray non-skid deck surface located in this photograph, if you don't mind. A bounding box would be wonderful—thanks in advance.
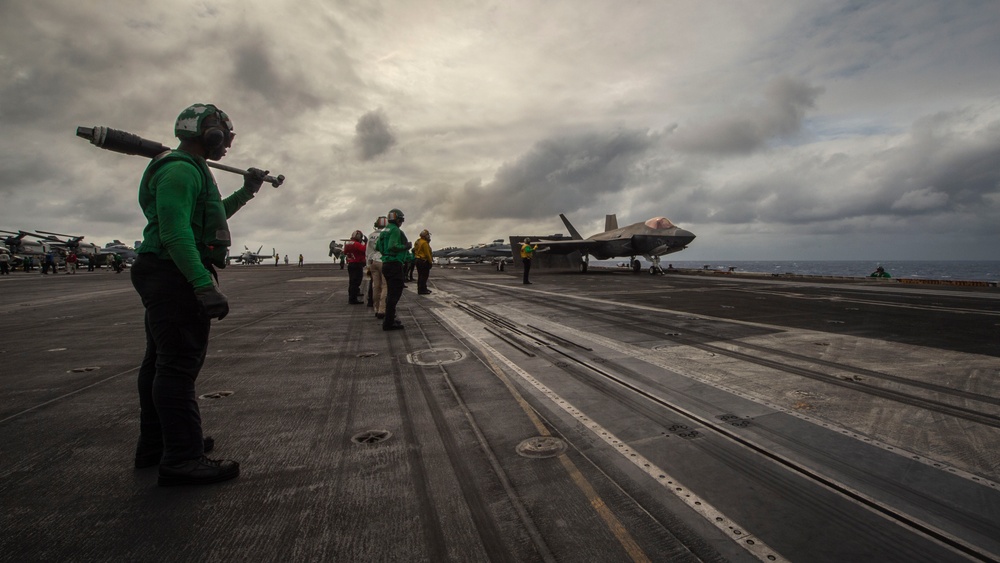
[1,264,998,562]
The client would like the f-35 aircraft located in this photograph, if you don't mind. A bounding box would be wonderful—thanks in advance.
[532,214,696,274]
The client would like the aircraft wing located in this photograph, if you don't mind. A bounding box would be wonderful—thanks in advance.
[532,239,600,255]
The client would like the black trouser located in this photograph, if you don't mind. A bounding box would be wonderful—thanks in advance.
[131,254,210,465]
[0,262,8,275]
[416,259,431,292]
[382,261,405,328]
[522,258,531,283]
[405,261,415,281]
[347,262,365,301]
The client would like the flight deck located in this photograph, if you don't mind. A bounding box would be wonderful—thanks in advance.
[1,264,998,562]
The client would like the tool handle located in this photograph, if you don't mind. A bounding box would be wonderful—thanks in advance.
[205,162,285,188]
[76,126,285,187]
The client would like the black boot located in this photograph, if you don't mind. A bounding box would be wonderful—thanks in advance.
[135,436,215,469]
[158,455,240,486]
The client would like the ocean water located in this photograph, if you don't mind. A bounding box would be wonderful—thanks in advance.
[594,260,1000,282]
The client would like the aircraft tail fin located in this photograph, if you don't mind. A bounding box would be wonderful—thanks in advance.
[605,214,618,232]
[559,214,584,240]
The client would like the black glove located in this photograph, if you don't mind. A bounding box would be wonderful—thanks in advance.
[194,285,230,320]
[243,167,270,194]
[404,241,412,250]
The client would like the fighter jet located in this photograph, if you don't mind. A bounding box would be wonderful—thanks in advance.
[443,239,512,263]
[227,245,275,265]
[531,214,695,274]
[103,240,139,263]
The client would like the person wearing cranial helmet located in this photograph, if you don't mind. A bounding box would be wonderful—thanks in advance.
[366,217,389,318]
[519,238,548,285]
[129,103,272,487]
[376,208,411,331]
[413,229,433,295]
[344,229,368,304]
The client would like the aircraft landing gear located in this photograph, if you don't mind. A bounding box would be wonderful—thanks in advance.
[649,255,664,275]
[581,255,589,273]
[631,258,641,274]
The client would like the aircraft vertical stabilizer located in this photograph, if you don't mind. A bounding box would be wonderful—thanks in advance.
[559,214,584,240]
[605,214,618,232]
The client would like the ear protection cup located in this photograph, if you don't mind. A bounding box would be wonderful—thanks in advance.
[201,127,226,150]
[203,127,226,149]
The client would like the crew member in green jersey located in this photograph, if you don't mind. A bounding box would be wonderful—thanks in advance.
[376,208,411,331]
[131,103,270,486]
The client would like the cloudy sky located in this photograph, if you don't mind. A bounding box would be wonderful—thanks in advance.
[2,0,999,262]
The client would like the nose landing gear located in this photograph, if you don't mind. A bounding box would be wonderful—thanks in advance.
[648,255,664,275]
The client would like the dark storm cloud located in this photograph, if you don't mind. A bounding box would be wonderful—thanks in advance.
[441,129,660,219]
[885,112,1000,208]
[354,109,397,161]
[652,109,1000,238]
[667,77,824,155]
[231,41,327,113]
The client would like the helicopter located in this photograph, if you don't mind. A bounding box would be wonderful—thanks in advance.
[1,230,50,267]
[34,231,104,258]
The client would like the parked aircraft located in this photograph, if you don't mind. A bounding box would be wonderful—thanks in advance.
[2,230,136,268]
[35,231,104,259]
[1,230,49,266]
[329,240,344,260]
[531,214,695,274]
[228,245,275,265]
[443,239,512,263]
[103,240,139,263]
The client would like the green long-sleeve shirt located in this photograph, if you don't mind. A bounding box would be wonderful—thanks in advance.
[137,151,255,288]
[376,223,410,263]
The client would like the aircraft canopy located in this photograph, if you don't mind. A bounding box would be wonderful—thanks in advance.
[644,217,676,229]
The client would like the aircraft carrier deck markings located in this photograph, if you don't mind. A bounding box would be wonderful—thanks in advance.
[435,307,788,563]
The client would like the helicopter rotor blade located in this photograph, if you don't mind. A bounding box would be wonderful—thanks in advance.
[36,230,76,239]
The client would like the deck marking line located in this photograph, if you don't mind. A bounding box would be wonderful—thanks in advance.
[436,310,651,562]
[491,301,1000,492]
[435,308,787,563]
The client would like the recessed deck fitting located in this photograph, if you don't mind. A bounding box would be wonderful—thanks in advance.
[516,436,567,459]
[199,391,234,400]
[717,414,752,428]
[352,430,392,444]
[407,348,465,366]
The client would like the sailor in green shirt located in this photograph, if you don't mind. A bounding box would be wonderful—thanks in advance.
[130,103,270,486]
[376,208,412,330]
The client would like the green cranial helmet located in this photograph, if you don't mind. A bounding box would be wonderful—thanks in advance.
[174,103,233,139]
[387,209,404,224]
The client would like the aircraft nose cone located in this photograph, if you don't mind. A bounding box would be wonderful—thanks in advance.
[675,229,696,245]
